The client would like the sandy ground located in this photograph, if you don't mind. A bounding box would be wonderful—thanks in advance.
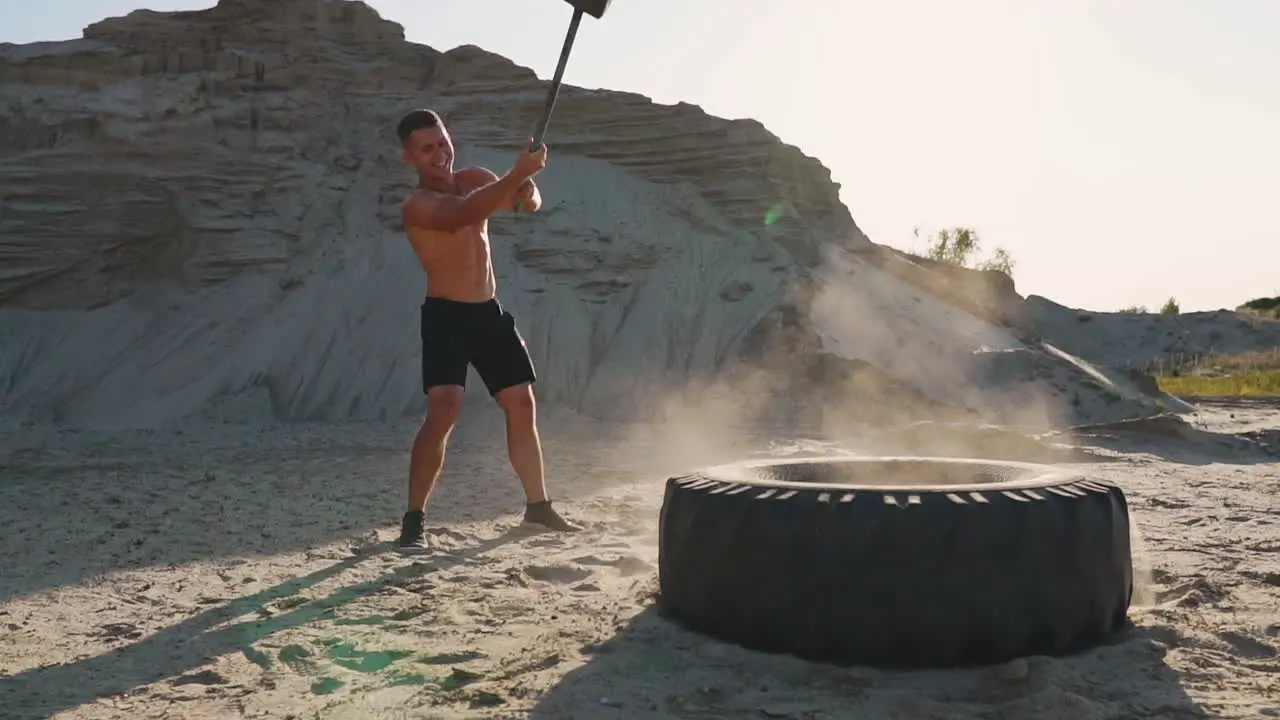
[1,401,1278,719]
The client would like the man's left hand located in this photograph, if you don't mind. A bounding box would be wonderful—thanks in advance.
[513,179,541,212]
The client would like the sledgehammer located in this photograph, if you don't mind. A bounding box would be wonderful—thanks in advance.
[531,0,612,149]
[515,0,611,213]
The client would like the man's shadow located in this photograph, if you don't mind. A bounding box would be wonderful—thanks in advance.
[0,528,530,720]
[528,604,1210,719]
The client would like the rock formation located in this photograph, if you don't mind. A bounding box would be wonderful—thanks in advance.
[0,0,1201,431]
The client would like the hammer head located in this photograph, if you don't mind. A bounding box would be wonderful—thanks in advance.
[563,0,611,19]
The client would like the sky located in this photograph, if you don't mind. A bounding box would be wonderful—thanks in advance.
[3,0,1277,313]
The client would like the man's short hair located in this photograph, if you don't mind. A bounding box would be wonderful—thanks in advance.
[396,109,443,146]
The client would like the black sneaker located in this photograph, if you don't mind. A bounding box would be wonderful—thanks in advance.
[523,500,583,532]
[397,510,429,550]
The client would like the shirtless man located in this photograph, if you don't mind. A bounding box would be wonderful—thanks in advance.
[394,108,581,550]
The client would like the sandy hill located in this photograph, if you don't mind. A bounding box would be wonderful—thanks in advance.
[1,0,1263,434]
[1025,296,1280,369]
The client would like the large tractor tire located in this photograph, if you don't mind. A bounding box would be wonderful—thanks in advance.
[657,456,1133,669]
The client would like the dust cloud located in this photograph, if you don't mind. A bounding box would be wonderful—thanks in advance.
[1129,516,1157,609]
[595,240,1085,478]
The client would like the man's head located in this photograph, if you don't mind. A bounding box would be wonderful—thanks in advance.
[397,109,453,181]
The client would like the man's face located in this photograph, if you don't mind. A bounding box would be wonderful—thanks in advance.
[403,124,454,179]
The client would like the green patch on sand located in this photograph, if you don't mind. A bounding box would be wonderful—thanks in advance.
[311,677,345,695]
[278,644,313,664]
[385,671,430,687]
[319,638,413,673]
[242,646,273,669]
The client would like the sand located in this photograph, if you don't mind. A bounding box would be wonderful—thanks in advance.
[1,400,1278,719]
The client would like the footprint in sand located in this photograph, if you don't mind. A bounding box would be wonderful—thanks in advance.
[526,535,569,549]
[611,516,653,535]
[428,527,473,542]
[91,622,143,641]
[1216,630,1278,659]
[1157,577,1227,607]
[1242,569,1280,587]
[1140,624,1182,648]
[522,563,593,584]
[173,670,230,687]
[571,553,652,577]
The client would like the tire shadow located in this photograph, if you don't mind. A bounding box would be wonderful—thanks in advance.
[529,603,1212,720]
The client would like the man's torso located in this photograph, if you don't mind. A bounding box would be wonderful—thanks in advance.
[403,168,496,303]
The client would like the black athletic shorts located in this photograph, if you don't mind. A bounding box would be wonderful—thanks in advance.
[420,296,537,396]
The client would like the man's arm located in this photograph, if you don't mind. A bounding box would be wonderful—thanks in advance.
[403,170,526,233]
[458,167,541,213]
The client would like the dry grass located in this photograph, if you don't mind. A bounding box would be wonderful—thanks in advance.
[1238,307,1280,322]
[1157,372,1280,397]
[1153,348,1280,397]
[1237,296,1280,321]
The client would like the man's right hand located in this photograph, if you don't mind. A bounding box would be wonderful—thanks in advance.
[510,140,547,181]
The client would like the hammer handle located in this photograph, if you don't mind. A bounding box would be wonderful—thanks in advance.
[517,6,584,214]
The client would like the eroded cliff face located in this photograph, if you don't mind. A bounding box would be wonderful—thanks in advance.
[0,0,1175,430]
